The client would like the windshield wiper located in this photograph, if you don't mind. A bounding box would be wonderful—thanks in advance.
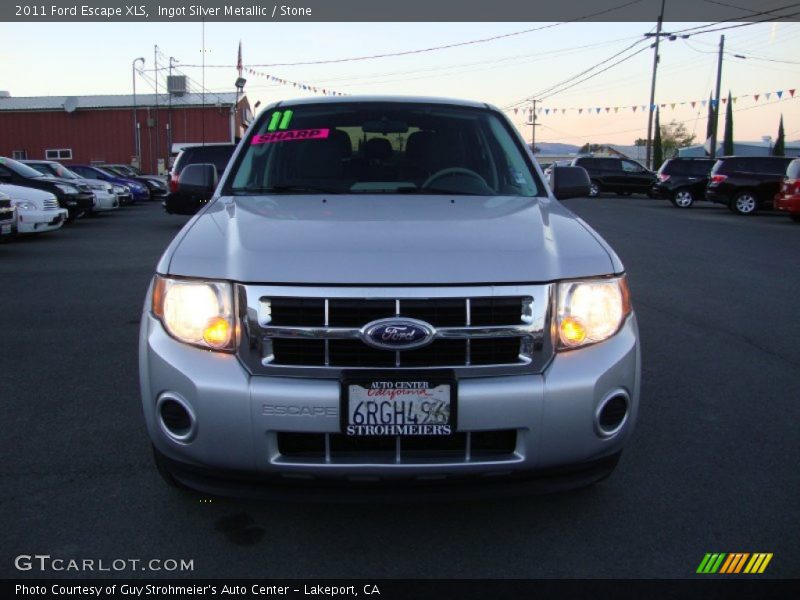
[232,184,343,195]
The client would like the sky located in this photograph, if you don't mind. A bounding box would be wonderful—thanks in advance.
[1,20,798,147]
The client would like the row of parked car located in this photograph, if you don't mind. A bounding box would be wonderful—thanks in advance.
[0,156,168,240]
[544,155,800,222]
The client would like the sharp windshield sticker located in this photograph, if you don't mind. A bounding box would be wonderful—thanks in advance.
[251,128,330,144]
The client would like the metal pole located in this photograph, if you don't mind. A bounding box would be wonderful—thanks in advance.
[154,45,160,174]
[531,98,537,152]
[131,58,144,165]
[168,57,175,161]
[645,0,666,170]
[709,35,725,160]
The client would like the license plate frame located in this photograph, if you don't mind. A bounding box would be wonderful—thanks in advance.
[340,370,457,437]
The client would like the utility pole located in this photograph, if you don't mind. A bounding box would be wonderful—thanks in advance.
[645,0,666,171]
[168,57,176,161]
[153,45,160,175]
[530,98,539,153]
[709,35,725,160]
[131,57,145,167]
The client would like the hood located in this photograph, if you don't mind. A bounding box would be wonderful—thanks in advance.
[0,184,57,203]
[163,194,617,284]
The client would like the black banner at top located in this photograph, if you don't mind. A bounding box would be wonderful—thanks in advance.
[4,0,800,22]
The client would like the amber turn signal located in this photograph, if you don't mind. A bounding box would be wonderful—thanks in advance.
[560,316,587,346]
[203,317,232,348]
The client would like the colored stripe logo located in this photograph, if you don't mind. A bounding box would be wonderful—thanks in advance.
[697,553,773,574]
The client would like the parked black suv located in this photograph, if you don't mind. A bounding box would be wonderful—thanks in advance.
[570,156,656,197]
[651,157,716,208]
[0,157,95,220]
[165,143,236,215]
[706,156,796,215]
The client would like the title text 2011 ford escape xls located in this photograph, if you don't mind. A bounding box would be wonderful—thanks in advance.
[139,97,641,497]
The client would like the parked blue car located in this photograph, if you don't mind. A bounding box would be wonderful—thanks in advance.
[69,165,151,202]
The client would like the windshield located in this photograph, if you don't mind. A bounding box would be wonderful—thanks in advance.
[92,167,118,178]
[33,162,81,179]
[228,103,540,197]
[106,165,133,176]
[0,157,46,179]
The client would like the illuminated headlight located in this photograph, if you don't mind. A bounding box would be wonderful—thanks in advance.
[556,276,631,350]
[152,276,236,351]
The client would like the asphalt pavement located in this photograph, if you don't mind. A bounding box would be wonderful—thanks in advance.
[1,197,798,579]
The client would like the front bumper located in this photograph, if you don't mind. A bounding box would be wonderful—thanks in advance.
[62,193,95,216]
[16,208,68,233]
[140,303,641,491]
[92,192,120,211]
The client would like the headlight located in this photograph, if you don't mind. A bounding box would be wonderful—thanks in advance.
[55,183,78,194]
[112,185,125,194]
[152,276,236,351]
[15,201,37,211]
[556,276,631,350]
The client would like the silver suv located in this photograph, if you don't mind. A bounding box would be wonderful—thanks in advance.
[139,96,641,496]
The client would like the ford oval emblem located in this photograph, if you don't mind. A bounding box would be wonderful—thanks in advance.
[360,318,436,351]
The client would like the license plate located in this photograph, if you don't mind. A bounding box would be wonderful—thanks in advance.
[1,224,11,235]
[342,376,456,436]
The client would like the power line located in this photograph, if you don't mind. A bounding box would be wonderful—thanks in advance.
[503,36,653,109]
[674,4,800,36]
[539,45,651,101]
[177,0,645,69]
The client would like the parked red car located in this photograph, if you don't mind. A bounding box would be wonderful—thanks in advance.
[774,158,800,223]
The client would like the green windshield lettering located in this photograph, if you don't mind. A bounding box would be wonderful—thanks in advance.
[267,110,294,132]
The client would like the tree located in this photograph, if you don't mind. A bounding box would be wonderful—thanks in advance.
[653,109,663,170]
[659,119,696,159]
[578,143,603,154]
[773,115,785,156]
[723,91,734,156]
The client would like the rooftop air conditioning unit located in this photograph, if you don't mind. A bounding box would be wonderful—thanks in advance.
[167,75,188,96]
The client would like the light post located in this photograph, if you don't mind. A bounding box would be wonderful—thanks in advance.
[235,76,247,139]
[131,57,145,168]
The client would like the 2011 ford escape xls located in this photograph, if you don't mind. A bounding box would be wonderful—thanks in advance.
[139,96,641,497]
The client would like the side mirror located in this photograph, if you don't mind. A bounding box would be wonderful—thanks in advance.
[177,163,218,198]
[552,166,591,200]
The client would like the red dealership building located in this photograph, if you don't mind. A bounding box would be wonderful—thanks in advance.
[0,90,250,174]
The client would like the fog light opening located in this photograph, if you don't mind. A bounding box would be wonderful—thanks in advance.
[157,394,197,443]
[596,393,629,437]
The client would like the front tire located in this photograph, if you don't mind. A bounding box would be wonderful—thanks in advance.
[672,188,695,208]
[731,191,758,215]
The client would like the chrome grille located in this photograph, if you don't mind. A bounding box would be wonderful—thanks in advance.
[43,199,59,211]
[0,199,14,221]
[237,284,553,378]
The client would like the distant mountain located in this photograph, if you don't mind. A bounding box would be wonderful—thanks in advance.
[533,142,580,154]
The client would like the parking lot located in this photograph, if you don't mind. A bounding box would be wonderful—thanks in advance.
[1,196,798,579]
